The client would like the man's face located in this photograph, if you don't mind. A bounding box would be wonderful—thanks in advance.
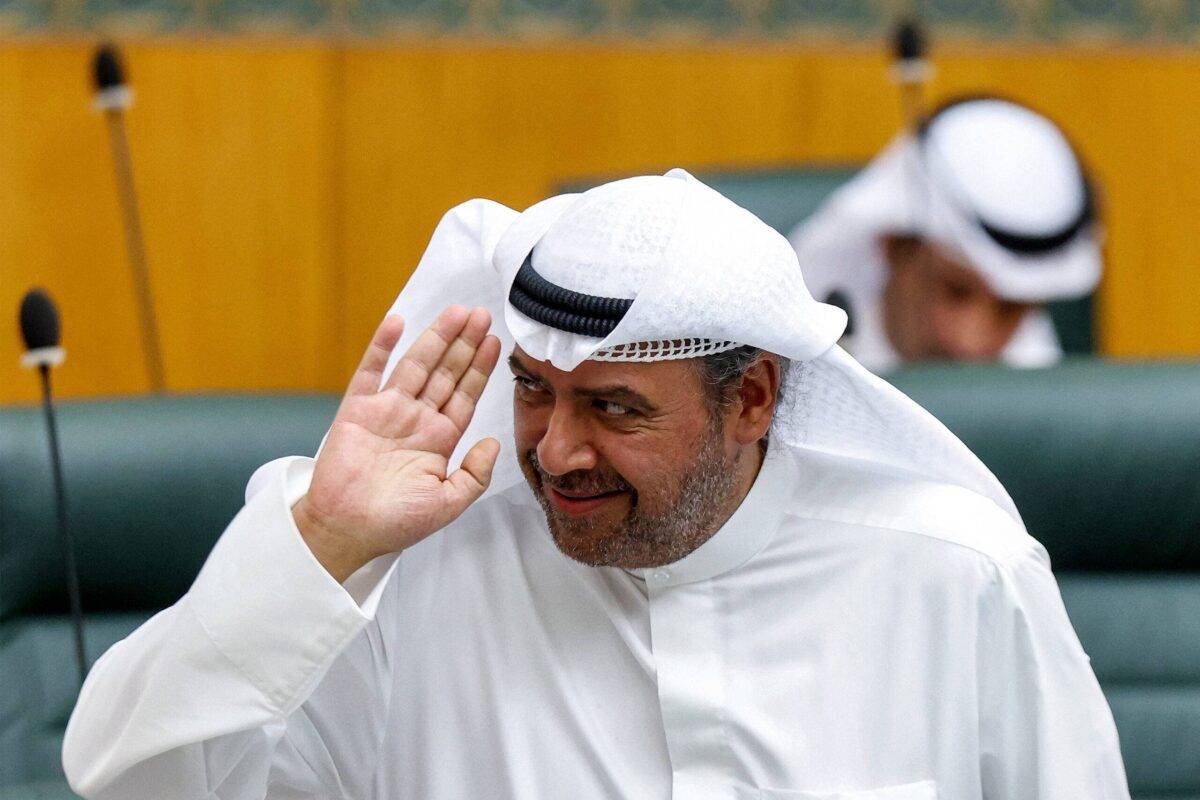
[881,234,1035,363]
[508,348,741,569]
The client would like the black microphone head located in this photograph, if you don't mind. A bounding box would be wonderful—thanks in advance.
[93,43,126,92]
[893,17,926,62]
[20,288,61,351]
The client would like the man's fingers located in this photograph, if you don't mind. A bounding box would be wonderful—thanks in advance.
[416,307,492,409]
[440,438,501,514]
[345,315,405,398]
[384,305,471,397]
[441,335,502,433]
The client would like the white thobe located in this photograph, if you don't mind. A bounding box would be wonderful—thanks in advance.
[62,443,1129,799]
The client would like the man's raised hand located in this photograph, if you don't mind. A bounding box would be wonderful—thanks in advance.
[293,306,502,582]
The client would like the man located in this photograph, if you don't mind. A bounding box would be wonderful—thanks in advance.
[64,171,1128,798]
[790,96,1102,373]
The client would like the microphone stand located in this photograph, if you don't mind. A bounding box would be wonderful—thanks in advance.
[37,363,89,687]
[889,17,933,238]
[94,44,166,394]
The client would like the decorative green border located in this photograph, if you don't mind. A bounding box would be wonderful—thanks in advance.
[0,0,1193,41]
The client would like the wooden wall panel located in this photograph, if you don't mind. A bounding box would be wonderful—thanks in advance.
[127,44,342,394]
[0,42,338,403]
[2,41,1199,404]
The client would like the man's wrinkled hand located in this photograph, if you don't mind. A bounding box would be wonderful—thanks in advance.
[294,306,502,582]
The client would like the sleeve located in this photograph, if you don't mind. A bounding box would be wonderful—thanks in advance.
[61,456,402,800]
[977,544,1130,799]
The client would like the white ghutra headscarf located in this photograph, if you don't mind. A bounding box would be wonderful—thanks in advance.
[380,169,1021,523]
[795,97,1102,307]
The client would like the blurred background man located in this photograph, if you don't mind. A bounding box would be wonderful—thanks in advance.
[789,97,1101,373]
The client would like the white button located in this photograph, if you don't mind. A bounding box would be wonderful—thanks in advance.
[652,569,670,583]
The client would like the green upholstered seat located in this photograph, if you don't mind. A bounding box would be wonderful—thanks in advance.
[0,394,339,793]
[888,360,1200,572]
[0,615,148,794]
[0,782,82,800]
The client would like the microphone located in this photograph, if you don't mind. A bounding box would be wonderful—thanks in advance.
[19,289,66,369]
[890,16,932,89]
[19,289,89,686]
[893,18,926,69]
[92,43,166,393]
[92,43,133,111]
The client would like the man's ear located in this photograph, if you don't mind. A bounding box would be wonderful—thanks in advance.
[732,356,781,446]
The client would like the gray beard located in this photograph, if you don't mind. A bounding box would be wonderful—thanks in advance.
[524,428,740,568]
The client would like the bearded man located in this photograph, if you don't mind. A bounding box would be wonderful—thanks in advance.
[64,171,1128,799]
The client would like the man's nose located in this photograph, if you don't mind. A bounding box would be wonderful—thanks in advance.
[536,406,598,476]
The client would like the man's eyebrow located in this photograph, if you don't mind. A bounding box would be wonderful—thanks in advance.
[508,355,553,388]
[574,385,658,412]
[507,354,536,377]
[508,354,658,411]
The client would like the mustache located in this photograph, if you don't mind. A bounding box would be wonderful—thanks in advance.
[524,451,633,496]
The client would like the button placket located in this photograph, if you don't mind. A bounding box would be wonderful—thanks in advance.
[647,580,738,800]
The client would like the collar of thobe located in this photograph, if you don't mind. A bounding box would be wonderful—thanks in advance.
[629,442,796,589]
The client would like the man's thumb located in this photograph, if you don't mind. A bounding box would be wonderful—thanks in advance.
[442,438,501,512]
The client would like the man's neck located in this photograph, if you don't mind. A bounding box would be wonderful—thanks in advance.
[723,441,767,527]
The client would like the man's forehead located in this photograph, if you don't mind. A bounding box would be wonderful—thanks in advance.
[900,237,989,290]
[508,346,699,388]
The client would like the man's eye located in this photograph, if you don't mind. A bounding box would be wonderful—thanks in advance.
[513,376,543,392]
[597,400,633,417]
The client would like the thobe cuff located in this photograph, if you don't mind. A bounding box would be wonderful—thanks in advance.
[189,456,400,713]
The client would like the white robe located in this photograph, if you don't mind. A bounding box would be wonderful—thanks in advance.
[62,443,1128,799]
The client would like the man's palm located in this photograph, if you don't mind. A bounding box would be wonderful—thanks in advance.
[297,306,502,580]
